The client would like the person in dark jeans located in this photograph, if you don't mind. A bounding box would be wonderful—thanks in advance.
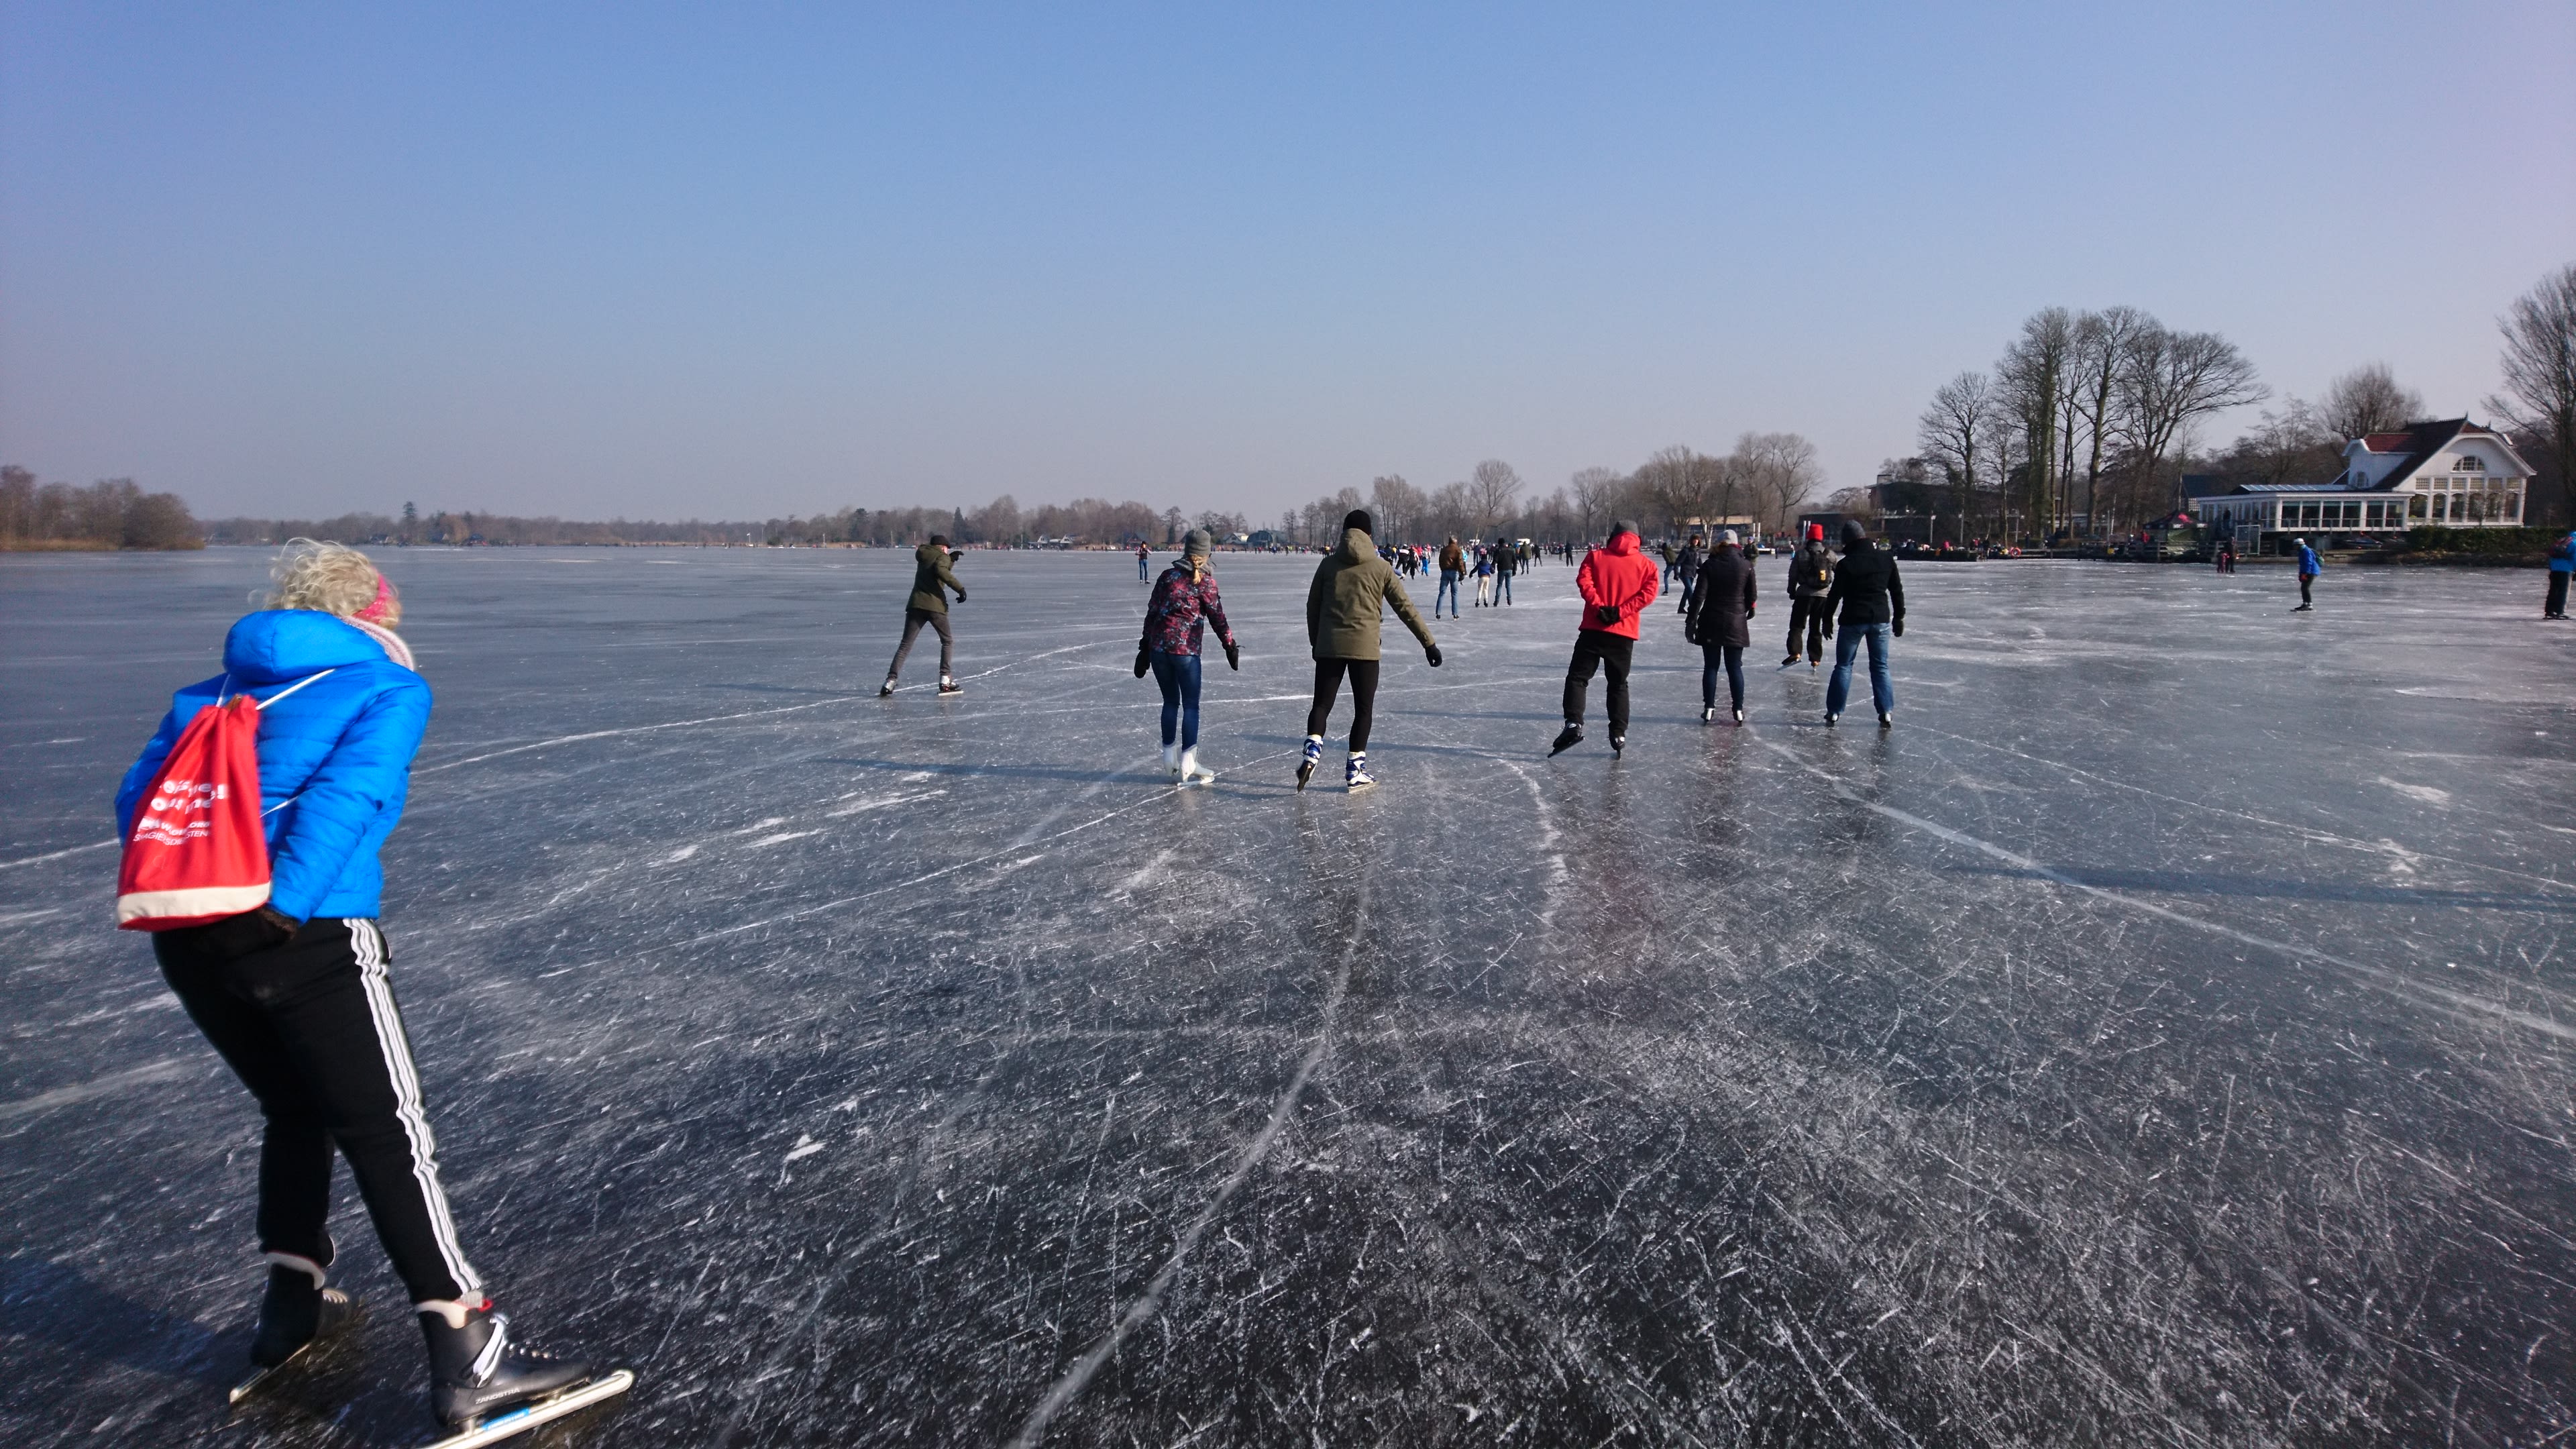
[1685,529,1756,722]
[1673,533,1705,612]
[1554,520,1660,757]
[2292,537,2320,612]
[2543,529,2571,619]
[884,535,967,695]
[1491,537,1517,605]
[1823,519,1904,727]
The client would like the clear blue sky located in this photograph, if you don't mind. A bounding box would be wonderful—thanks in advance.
[4,2,2570,522]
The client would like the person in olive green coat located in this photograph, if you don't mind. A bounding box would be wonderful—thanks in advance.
[881,535,967,696]
[1299,510,1441,790]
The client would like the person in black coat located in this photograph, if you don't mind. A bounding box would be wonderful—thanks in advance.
[1684,529,1758,723]
[1822,519,1903,727]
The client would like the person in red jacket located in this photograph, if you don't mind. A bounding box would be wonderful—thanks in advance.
[1552,519,1660,757]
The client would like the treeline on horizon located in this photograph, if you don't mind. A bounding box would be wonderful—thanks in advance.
[0,467,203,550]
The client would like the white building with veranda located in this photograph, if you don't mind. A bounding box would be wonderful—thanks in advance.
[2192,418,2535,551]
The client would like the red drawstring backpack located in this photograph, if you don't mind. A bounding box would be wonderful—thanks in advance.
[115,669,333,930]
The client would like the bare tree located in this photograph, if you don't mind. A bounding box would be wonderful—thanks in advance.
[2321,363,2425,441]
[2217,400,2339,485]
[1469,459,1523,537]
[1731,431,1823,533]
[1567,467,1618,541]
[1919,372,2000,543]
[1369,474,1424,544]
[1997,308,2073,536]
[2116,325,2266,514]
[2068,307,2152,533]
[2487,261,2576,529]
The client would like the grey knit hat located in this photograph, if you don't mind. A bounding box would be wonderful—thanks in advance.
[1184,528,1212,559]
[1611,519,1640,539]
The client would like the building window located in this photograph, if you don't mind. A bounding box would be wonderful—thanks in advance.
[2457,455,2484,472]
[2507,491,2522,521]
[2409,493,2427,519]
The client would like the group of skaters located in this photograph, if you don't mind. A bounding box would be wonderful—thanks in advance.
[1424,536,1534,615]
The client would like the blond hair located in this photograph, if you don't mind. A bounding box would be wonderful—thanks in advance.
[265,539,398,625]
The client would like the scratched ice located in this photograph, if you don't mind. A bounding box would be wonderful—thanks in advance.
[3,547,2571,1446]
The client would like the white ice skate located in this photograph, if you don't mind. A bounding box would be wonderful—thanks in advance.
[1179,749,1216,784]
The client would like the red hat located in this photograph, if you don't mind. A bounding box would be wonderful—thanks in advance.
[1806,523,1824,541]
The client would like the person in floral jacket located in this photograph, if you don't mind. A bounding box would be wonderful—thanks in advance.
[1134,528,1239,783]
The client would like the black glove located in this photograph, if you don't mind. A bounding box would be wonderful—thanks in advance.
[1425,644,1443,667]
[953,590,967,603]
[1596,605,1622,627]
[1892,618,1904,638]
[1822,623,1834,639]
[1223,641,1240,671]
[1134,647,1150,678]
[1683,621,1699,645]
[194,906,300,959]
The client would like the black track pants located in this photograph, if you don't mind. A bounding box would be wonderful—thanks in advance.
[889,607,953,680]
[157,918,482,1305]
[2546,570,2567,617]
[1306,657,1381,751]
[1562,629,1634,735]
[1786,598,1827,662]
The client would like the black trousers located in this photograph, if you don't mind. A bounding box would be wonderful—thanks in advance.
[1306,657,1381,751]
[1785,598,1827,662]
[157,918,482,1305]
[1562,630,1634,734]
[1701,642,1744,710]
[2546,570,2568,616]
[889,607,953,678]
[2299,575,2314,606]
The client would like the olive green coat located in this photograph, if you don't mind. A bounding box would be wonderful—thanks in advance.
[1306,529,1435,661]
[908,543,965,614]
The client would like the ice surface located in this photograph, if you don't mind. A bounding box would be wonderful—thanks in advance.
[2,547,2571,1446]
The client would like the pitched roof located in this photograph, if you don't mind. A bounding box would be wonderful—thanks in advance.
[2358,432,2415,452]
[2349,417,2472,490]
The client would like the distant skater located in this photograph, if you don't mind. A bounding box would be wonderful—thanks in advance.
[1782,522,1833,668]
[1685,529,1756,724]
[118,541,600,1433]
[883,535,967,695]
[1491,537,1516,606]
[1138,543,1151,581]
[1136,529,1237,784]
[1552,519,1659,758]
[2544,528,2571,619]
[1673,533,1705,613]
[2292,536,2321,612]
[1823,519,1903,728]
[1473,545,1495,607]
[1436,537,1466,619]
[1302,510,1441,790]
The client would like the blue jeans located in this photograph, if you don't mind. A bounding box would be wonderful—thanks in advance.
[1140,555,1150,579]
[1436,570,1462,616]
[1826,623,1894,718]
[1701,643,1743,710]
[1151,649,1201,749]
[1493,572,1513,604]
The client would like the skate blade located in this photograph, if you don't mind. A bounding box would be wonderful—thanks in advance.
[427,1370,634,1448]
[229,1359,294,1405]
[229,1293,362,1405]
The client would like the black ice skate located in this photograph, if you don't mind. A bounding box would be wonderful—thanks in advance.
[937,678,965,696]
[229,1252,360,1403]
[1733,706,1746,726]
[1609,733,1625,757]
[1550,722,1583,756]
[1701,705,1717,724]
[1878,711,1892,729]
[878,678,896,698]
[1295,735,1322,790]
[421,1299,595,1434]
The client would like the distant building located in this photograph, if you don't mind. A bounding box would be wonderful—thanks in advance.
[2191,417,2536,549]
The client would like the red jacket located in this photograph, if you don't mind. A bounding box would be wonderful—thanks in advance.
[1576,532,1660,639]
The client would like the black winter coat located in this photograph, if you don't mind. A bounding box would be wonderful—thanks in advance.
[1687,547,1757,648]
[1825,543,1904,627]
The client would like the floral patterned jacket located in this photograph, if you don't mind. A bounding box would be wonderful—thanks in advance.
[1142,563,1236,657]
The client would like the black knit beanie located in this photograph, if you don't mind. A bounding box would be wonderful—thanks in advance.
[1840,519,1866,545]
[1343,509,1373,535]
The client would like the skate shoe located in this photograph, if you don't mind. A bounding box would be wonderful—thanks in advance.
[249,1254,357,1369]
[1162,742,1181,775]
[1549,722,1583,756]
[1878,711,1892,728]
[1179,749,1215,784]
[1345,754,1376,790]
[937,678,965,696]
[1701,705,1717,724]
[1824,713,1839,727]
[878,678,896,698]
[1780,655,1799,669]
[1295,735,1323,791]
[1733,706,1746,725]
[1609,734,1625,758]
[420,1299,591,1432]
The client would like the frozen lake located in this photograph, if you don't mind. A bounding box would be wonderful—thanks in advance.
[3,545,2571,1446]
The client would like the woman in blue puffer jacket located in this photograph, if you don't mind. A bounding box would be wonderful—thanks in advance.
[117,541,590,1431]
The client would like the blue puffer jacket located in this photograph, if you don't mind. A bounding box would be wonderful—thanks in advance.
[115,610,429,922]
